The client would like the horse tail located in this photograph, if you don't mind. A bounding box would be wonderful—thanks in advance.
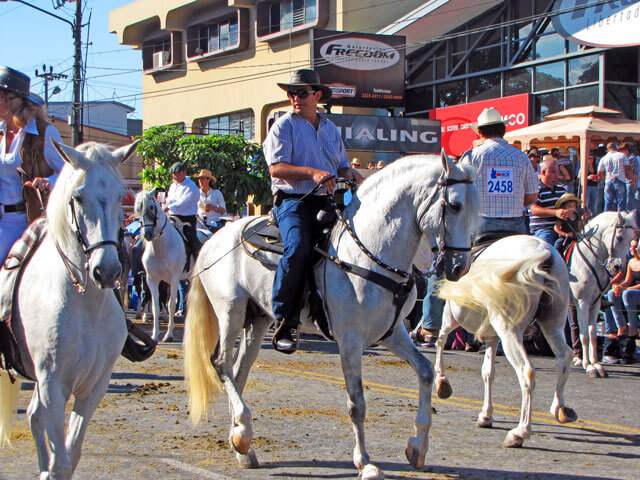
[0,373,20,446]
[437,249,560,340]
[184,274,223,425]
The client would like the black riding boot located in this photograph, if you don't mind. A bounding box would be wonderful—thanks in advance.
[272,318,299,354]
[184,223,201,257]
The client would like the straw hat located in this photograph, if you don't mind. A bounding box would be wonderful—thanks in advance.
[470,107,508,134]
[555,193,582,209]
[195,168,216,182]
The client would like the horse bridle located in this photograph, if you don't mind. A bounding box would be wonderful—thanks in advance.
[573,219,634,296]
[54,197,121,294]
[142,199,168,239]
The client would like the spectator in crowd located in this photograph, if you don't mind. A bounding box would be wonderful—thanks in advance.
[552,147,573,193]
[527,147,541,175]
[367,161,376,170]
[351,157,361,169]
[598,142,631,212]
[583,154,601,216]
[529,156,569,246]
[620,142,639,211]
[376,160,386,170]
[601,237,640,364]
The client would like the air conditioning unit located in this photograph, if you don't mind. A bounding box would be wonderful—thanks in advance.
[152,51,170,69]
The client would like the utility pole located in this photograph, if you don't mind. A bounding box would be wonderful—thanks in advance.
[72,0,83,146]
[34,65,68,109]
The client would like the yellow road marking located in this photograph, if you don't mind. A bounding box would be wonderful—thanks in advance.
[154,345,638,435]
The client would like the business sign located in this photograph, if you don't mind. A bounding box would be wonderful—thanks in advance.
[327,114,440,153]
[552,0,640,47]
[312,29,405,107]
[429,94,530,156]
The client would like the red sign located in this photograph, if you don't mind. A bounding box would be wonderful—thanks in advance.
[429,94,530,156]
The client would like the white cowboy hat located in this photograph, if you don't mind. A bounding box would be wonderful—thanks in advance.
[470,107,508,134]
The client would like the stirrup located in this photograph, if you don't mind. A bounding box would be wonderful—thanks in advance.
[272,320,300,354]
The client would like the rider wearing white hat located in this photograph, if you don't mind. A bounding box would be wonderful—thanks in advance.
[462,107,538,236]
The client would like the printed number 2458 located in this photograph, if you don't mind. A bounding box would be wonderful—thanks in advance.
[488,180,513,193]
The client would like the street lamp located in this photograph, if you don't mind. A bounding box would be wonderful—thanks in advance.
[0,0,83,146]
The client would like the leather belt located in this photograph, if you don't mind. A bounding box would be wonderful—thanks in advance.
[3,202,26,213]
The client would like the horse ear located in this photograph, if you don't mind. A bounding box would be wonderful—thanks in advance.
[51,138,85,168]
[618,210,624,225]
[441,148,452,174]
[112,140,140,166]
[148,187,157,198]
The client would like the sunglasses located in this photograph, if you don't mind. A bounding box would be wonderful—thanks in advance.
[287,89,315,99]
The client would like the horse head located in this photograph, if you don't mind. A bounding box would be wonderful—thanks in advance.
[48,140,139,289]
[134,189,163,241]
[427,150,480,281]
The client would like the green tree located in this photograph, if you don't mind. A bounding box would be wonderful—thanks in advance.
[136,126,271,214]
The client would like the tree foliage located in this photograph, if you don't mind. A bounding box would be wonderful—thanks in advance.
[136,126,271,214]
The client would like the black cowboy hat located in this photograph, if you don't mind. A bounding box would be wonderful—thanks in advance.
[0,66,44,105]
[277,69,332,102]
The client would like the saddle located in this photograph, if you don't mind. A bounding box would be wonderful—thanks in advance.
[168,216,198,271]
[471,230,518,261]
[241,213,337,339]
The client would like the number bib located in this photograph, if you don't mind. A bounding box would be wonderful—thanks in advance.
[486,167,514,195]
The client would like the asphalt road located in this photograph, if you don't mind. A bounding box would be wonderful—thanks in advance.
[2,318,639,480]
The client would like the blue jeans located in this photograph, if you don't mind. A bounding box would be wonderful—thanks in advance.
[626,183,640,212]
[272,195,329,323]
[603,289,626,332]
[532,227,558,246]
[604,179,627,212]
[585,185,601,216]
[621,289,640,330]
[478,216,527,235]
[419,274,444,330]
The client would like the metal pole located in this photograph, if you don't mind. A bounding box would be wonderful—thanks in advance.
[72,0,83,146]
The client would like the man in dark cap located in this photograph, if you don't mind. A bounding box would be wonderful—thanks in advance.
[163,161,201,256]
[263,69,362,353]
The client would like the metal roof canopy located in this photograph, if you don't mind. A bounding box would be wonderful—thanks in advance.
[504,105,640,202]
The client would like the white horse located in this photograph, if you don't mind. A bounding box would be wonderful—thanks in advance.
[568,210,639,378]
[0,140,138,479]
[435,235,577,448]
[133,190,211,342]
[183,154,479,479]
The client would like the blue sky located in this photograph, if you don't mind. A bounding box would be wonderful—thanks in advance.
[0,0,142,118]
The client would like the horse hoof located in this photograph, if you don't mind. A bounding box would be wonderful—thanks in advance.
[142,314,150,323]
[162,333,174,342]
[405,436,426,469]
[503,432,524,448]
[231,425,251,455]
[477,414,492,428]
[586,365,601,378]
[594,363,608,378]
[556,406,578,424]
[361,464,384,480]
[236,448,259,469]
[436,377,452,399]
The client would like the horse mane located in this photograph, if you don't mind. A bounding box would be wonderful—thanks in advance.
[436,247,560,341]
[47,142,124,247]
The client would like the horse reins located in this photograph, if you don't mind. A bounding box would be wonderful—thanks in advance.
[142,200,168,239]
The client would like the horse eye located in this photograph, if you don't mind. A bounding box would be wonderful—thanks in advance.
[73,194,83,205]
[449,202,462,213]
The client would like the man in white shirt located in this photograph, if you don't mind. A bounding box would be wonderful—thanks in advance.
[164,161,201,254]
[598,142,631,212]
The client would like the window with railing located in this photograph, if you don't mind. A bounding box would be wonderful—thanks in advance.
[187,10,249,60]
[257,0,327,41]
[199,110,255,140]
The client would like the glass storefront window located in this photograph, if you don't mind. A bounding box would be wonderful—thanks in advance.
[535,33,564,59]
[412,60,434,85]
[568,54,599,86]
[534,91,564,122]
[469,45,501,73]
[405,86,434,114]
[469,73,501,103]
[435,57,447,78]
[566,85,598,109]
[505,67,532,96]
[535,0,553,15]
[605,47,638,83]
[606,84,637,120]
[535,62,564,91]
[436,81,466,108]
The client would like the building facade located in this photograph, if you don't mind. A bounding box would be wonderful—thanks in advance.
[109,0,425,146]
